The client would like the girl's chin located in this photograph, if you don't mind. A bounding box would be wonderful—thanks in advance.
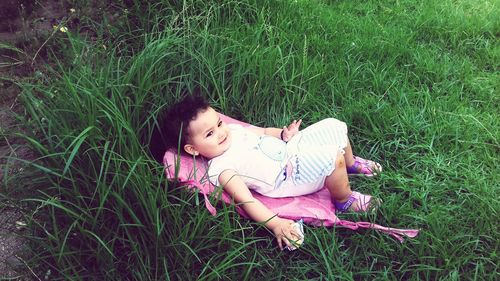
[221,142,231,151]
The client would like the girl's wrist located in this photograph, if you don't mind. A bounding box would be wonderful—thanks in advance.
[280,129,286,141]
[265,216,283,230]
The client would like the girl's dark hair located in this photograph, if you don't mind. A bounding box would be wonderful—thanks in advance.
[149,95,210,162]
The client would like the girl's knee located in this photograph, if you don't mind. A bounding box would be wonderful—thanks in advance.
[322,118,348,133]
[335,152,345,168]
[322,118,338,127]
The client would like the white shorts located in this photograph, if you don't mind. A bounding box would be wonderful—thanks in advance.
[266,118,348,198]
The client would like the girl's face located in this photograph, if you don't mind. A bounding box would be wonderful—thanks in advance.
[183,107,232,159]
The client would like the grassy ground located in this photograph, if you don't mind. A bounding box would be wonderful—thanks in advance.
[5,0,499,279]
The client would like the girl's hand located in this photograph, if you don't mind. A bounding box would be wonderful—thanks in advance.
[270,218,301,250]
[281,119,302,142]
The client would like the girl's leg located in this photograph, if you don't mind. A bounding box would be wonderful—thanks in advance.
[325,152,377,211]
[344,136,382,177]
[343,139,356,167]
[324,152,352,203]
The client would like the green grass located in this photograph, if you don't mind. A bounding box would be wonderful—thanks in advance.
[4,0,499,279]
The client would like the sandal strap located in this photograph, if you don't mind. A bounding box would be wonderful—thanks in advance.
[334,193,356,212]
[346,160,362,174]
[334,191,375,213]
[346,156,382,177]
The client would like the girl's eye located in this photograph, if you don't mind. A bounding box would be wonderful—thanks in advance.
[218,121,223,127]
[206,131,213,137]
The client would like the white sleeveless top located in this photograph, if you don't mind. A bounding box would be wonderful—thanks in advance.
[208,124,285,195]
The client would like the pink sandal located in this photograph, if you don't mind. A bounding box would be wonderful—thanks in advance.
[334,191,380,213]
[347,156,382,177]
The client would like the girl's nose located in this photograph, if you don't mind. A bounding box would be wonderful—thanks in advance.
[218,130,225,139]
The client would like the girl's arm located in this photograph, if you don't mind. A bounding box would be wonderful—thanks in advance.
[248,119,302,142]
[247,126,281,138]
[219,169,300,250]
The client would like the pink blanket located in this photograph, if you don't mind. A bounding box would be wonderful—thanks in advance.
[163,114,419,242]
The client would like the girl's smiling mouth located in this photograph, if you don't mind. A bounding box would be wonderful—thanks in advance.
[219,136,227,145]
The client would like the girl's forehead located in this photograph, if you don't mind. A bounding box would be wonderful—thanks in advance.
[188,107,218,134]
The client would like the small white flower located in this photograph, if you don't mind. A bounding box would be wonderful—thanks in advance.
[44,269,52,280]
[15,221,27,229]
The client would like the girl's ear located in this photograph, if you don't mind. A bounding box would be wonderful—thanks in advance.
[184,144,199,156]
